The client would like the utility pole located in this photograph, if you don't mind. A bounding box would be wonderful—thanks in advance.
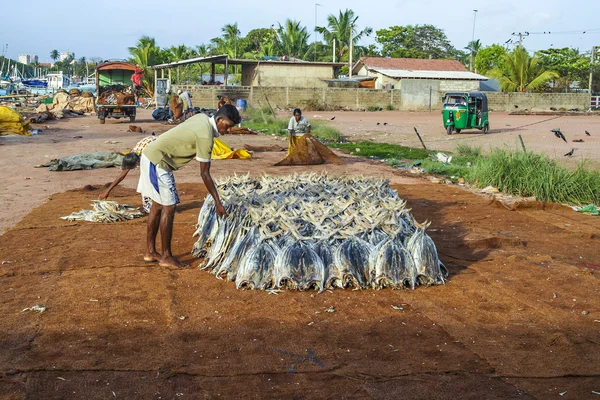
[314,3,322,62]
[511,32,529,48]
[470,9,478,72]
[349,26,353,79]
[589,46,597,97]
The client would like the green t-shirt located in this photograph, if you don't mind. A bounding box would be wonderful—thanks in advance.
[143,113,217,171]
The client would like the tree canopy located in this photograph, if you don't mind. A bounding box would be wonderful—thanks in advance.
[376,25,461,60]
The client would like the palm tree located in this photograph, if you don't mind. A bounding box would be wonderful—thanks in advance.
[275,19,310,59]
[128,36,162,96]
[489,47,558,92]
[465,39,482,72]
[50,49,59,71]
[316,9,372,62]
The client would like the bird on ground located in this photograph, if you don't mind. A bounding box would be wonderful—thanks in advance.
[573,139,584,143]
[376,122,380,125]
[585,130,591,136]
[550,107,557,111]
[514,105,519,109]
[330,116,335,120]
[383,122,388,126]
[551,128,567,143]
[564,148,575,157]
[151,131,156,136]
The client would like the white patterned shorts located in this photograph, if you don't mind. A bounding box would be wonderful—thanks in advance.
[137,154,180,206]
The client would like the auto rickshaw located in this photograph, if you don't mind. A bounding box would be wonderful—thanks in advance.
[442,92,489,135]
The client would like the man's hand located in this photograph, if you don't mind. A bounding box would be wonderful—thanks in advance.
[98,192,108,200]
[215,202,227,217]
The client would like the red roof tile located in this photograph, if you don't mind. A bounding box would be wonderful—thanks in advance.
[358,57,468,72]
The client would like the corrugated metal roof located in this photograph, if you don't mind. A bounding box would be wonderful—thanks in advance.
[357,57,468,72]
[371,68,488,81]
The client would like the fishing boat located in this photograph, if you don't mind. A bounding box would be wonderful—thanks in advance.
[21,79,47,88]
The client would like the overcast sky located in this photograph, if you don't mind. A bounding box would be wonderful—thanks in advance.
[3,0,599,62]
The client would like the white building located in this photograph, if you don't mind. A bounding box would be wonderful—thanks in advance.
[59,51,74,62]
[18,54,39,65]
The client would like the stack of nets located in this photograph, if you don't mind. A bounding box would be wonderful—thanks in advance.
[61,200,144,223]
[193,174,447,292]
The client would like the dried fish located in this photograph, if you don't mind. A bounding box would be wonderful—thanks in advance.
[192,173,446,292]
[61,200,143,223]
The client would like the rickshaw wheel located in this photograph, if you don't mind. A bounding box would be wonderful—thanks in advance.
[483,124,489,134]
[456,129,461,133]
[446,126,453,135]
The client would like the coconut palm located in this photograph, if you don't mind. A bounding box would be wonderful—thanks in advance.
[128,36,162,96]
[489,47,558,92]
[275,19,310,59]
[465,39,482,71]
[50,50,59,62]
[316,9,372,62]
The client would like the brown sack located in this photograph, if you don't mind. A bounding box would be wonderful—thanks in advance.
[275,134,343,166]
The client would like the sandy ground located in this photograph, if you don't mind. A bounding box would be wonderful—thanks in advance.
[0,109,599,399]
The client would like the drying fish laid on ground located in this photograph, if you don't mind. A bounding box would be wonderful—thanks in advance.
[61,200,144,223]
[192,174,447,292]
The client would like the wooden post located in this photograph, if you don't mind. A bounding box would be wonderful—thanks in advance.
[518,134,527,152]
[225,58,228,86]
[413,127,427,150]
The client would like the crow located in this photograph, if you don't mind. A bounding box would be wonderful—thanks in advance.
[585,130,591,136]
[383,122,388,126]
[376,122,380,125]
[514,105,519,109]
[551,128,567,143]
[564,148,574,157]
[550,107,557,111]
[330,116,335,120]
[151,131,156,136]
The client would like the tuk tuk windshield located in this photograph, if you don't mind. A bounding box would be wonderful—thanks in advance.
[444,95,467,106]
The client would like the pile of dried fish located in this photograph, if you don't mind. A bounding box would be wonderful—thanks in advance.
[61,200,144,223]
[193,174,447,292]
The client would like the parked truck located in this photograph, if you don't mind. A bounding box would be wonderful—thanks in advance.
[95,61,137,124]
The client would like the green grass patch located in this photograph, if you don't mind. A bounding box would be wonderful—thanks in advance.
[328,141,432,159]
[243,108,342,142]
[454,144,482,158]
[469,149,600,205]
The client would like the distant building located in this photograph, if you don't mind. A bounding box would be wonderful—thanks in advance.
[352,57,488,91]
[18,54,38,65]
[59,51,74,62]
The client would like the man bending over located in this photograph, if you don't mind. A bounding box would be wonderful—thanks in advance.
[138,104,241,267]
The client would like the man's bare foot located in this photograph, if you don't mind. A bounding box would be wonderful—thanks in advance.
[159,255,187,268]
[143,251,161,262]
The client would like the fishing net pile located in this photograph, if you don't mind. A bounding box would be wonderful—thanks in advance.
[193,174,447,291]
[61,200,144,223]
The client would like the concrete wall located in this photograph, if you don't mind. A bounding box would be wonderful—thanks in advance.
[173,84,591,112]
[241,64,333,88]
[401,80,441,110]
[486,92,590,111]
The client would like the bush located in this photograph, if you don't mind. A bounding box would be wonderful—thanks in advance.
[385,104,394,111]
[469,149,600,205]
[367,105,382,112]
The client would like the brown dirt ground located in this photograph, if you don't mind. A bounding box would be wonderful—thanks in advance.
[0,110,599,399]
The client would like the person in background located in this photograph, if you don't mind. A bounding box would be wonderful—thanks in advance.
[287,108,311,155]
[177,89,194,120]
[132,65,144,97]
[99,135,157,213]
[138,104,241,268]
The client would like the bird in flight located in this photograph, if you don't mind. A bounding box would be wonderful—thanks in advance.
[585,130,590,136]
[564,148,574,157]
[330,116,335,120]
[551,128,567,143]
